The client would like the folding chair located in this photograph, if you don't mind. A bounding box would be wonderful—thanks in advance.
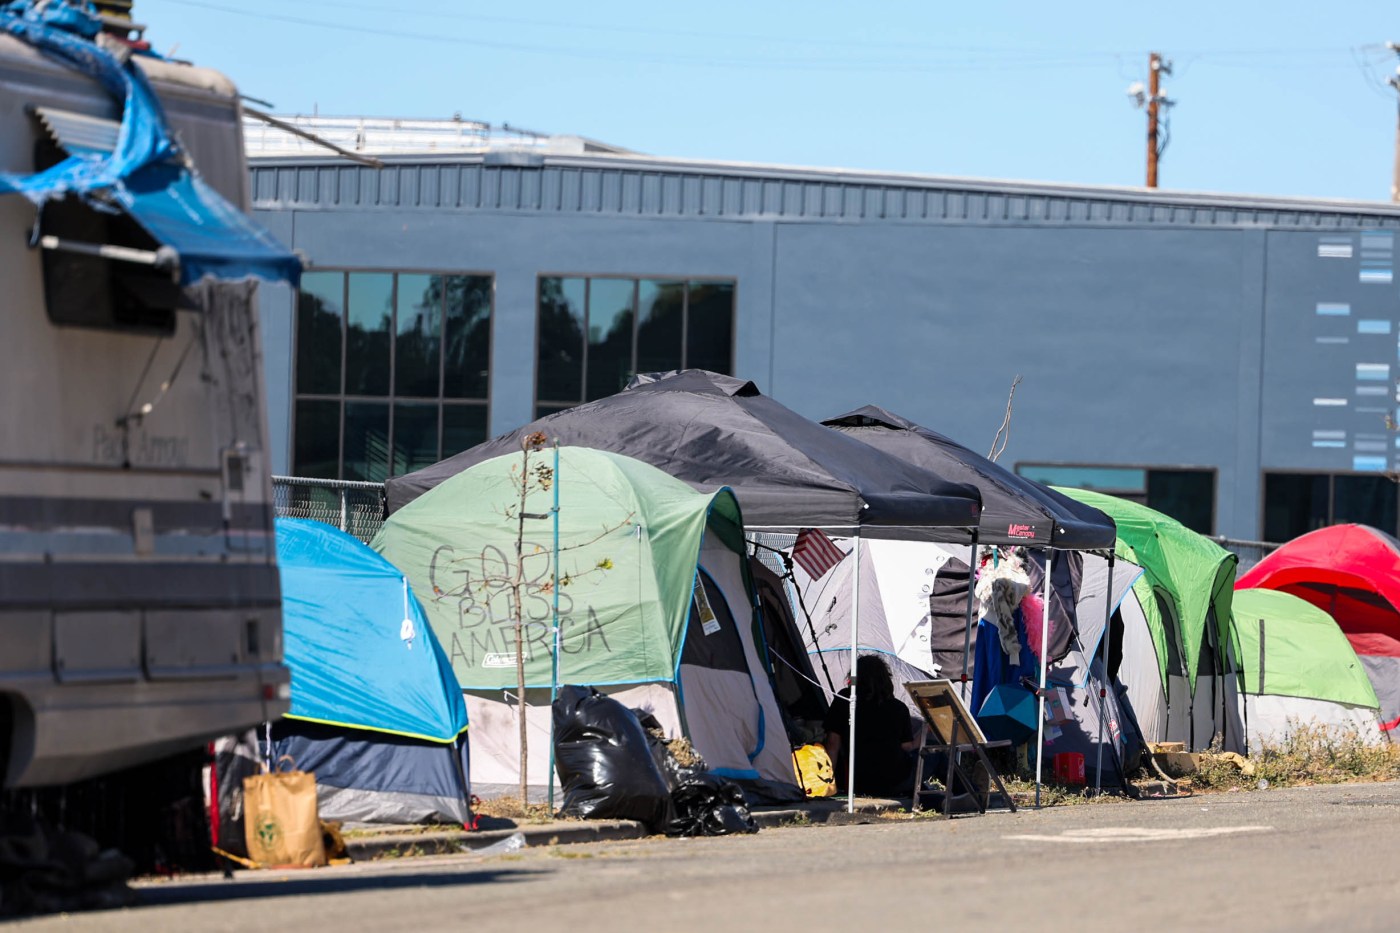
[905,680,1017,818]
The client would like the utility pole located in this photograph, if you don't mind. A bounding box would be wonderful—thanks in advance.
[1146,52,1172,188]
[1387,42,1400,202]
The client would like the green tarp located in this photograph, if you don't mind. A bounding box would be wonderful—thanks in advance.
[1231,589,1379,709]
[1055,488,1237,695]
[372,446,745,691]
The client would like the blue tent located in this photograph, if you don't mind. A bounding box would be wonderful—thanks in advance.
[271,518,470,824]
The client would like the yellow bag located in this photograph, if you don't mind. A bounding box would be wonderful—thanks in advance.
[793,744,837,798]
[242,757,327,869]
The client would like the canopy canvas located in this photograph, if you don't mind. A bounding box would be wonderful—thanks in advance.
[384,370,982,539]
[1237,524,1400,734]
[823,406,1116,550]
[372,446,798,799]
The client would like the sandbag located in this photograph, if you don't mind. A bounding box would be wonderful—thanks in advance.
[552,686,672,830]
[242,759,326,869]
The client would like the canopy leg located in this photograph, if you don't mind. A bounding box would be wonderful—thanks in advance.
[1094,553,1115,794]
[847,533,862,814]
[1035,548,1053,808]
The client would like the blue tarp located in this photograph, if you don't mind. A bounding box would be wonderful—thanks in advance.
[276,518,469,744]
[0,1,301,285]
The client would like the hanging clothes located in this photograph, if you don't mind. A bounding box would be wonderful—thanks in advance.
[971,610,1041,716]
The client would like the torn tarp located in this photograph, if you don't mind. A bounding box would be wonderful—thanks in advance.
[0,1,301,286]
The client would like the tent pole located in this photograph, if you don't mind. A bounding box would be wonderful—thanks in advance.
[958,528,980,702]
[1035,547,1053,808]
[547,442,562,811]
[1094,552,1115,795]
[848,532,862,814]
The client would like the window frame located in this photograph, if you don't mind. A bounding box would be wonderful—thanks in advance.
[532,273,738,413]
[1013,461,1219,535]
[290,266,495,480]
[1259,469,1400,542]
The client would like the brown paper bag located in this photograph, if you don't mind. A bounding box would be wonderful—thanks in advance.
[242,758,327,868]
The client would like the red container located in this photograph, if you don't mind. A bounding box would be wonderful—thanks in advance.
[1053,752,1085,785]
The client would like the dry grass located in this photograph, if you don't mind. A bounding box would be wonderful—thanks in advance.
[1188,725,1400,792]
[1000,777,1121,807]
[472,795,561,824]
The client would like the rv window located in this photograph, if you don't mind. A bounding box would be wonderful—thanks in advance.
[33,139,189,334]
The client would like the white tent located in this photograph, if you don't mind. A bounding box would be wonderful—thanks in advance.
[792,541,1145,786]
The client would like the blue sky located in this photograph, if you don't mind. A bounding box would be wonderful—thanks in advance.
[143,0,1399,201]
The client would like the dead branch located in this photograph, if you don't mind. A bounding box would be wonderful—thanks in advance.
[988,374,1023,463]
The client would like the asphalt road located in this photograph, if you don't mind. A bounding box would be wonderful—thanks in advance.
[15,781,1400,932]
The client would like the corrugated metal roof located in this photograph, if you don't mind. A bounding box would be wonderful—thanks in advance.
[248,147,1400,229]
[242,114,632,159]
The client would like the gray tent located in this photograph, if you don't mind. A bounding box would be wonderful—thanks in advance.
[385,370,983,538]
[1043,553,1147,785]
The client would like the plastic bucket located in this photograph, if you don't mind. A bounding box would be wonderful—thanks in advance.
[1053,752,1085,785]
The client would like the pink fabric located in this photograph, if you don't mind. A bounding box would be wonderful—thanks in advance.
[1021,592,1045,662]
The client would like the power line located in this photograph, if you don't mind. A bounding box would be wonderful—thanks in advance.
[149,0,1365,75]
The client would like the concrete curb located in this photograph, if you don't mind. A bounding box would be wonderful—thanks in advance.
[344,797,908,861]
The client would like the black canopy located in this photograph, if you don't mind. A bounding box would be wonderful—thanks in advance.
[822,405,1116,550]
[386,371,982,538]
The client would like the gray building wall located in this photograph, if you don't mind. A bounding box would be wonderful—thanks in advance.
[250,154,1400,540]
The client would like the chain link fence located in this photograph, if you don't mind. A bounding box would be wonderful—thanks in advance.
[272,476,387,543]
[1213,537,1279,572]
[269,477,1281,572]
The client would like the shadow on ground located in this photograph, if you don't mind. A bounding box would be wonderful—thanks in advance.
[135,866,537,908]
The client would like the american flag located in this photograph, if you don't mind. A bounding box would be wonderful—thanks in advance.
[792,528,848,580]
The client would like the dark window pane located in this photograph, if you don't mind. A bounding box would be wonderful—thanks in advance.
[586,279,635,401]
[636,280,685,376]
[1016,465,1146,494]
[1334,475,1398,533]
[1263,474,1329,542]
[1146,470,1215,535]
[296,272,343,395]
[293,399,340,479]
[442,404,488,457]
[344,401,390,482]
[391,402,439,476]
[345,273,392,396]
[443,275,492,399]
[395,273,441,398]
[537,277,585,403]
[684,281,734,374]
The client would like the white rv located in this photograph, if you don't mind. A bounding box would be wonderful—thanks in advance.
[0,13,291,788]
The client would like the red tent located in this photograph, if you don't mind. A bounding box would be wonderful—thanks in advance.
[1237,524,1400,732]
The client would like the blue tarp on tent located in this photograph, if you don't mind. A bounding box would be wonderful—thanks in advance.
[274,519,470,824]
[277,517,468,743]
[0,1,302,285]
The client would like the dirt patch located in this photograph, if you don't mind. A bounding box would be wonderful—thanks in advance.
[472,795,563,824]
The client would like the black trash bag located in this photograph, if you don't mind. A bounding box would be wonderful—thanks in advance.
[636,712,707,791]
[552,685,673,830]
[667,773,760,838]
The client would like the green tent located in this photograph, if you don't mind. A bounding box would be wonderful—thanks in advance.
[1055,488,1237,696]
[1230,589,1378,709]
[371,446,796,797]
